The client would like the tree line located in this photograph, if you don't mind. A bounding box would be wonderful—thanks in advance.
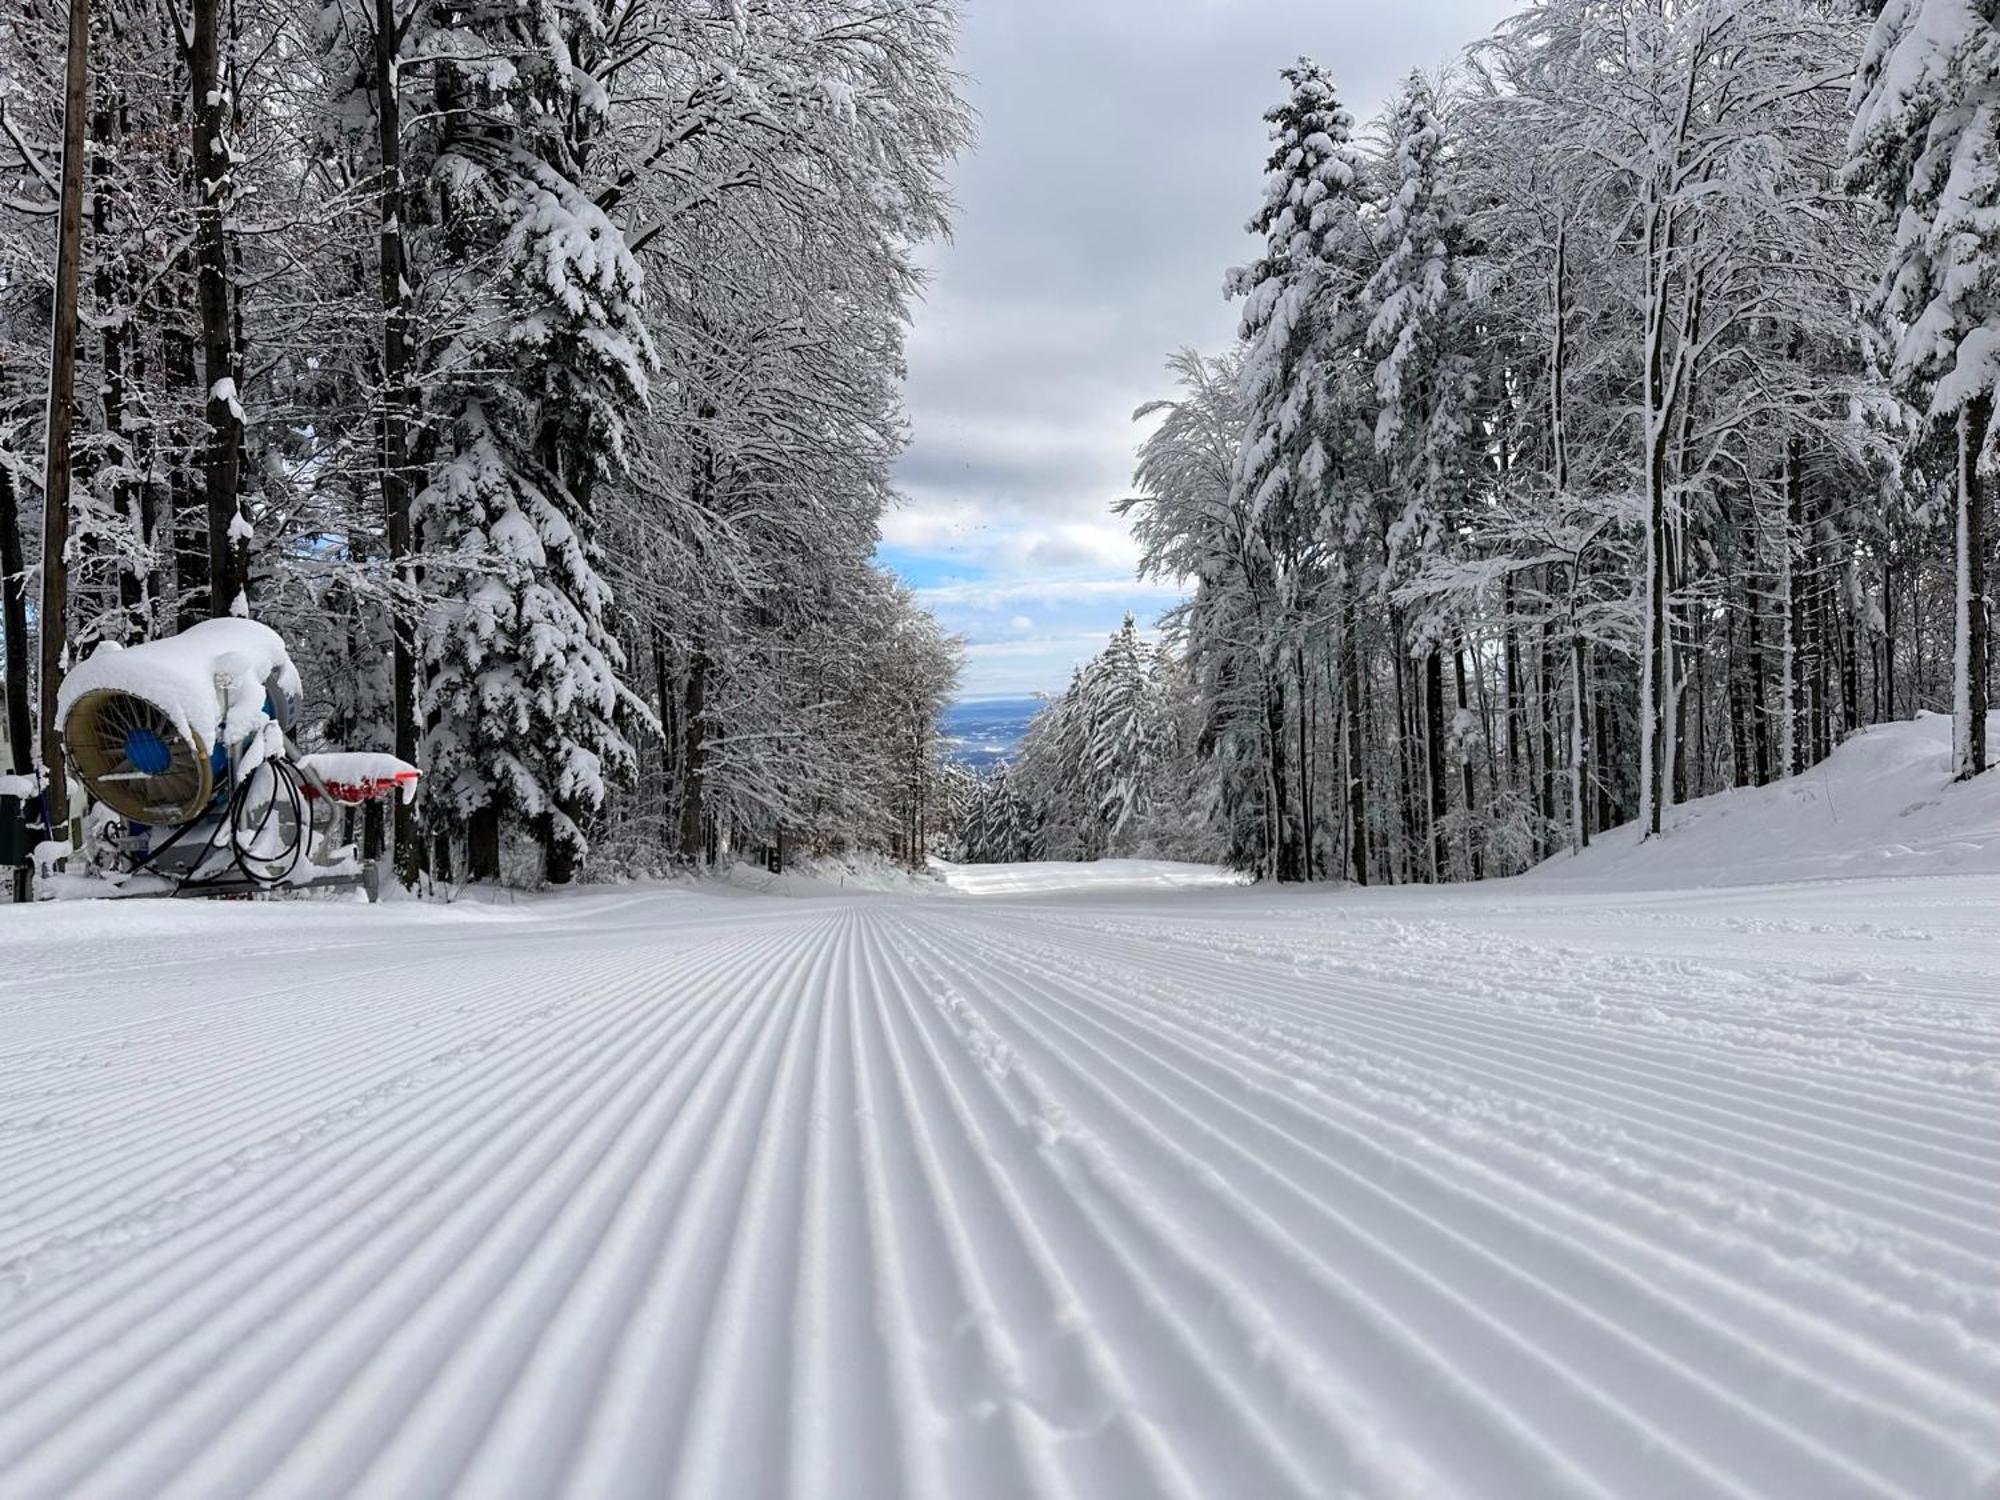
[964,0,1998,883]
[1,0,971,886]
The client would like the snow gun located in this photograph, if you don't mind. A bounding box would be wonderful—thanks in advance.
[57,619,417,899]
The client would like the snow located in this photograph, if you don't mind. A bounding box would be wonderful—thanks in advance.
[1529,710,2000,889]
[55,620,303,753]
[936,857,1249,895]
[2,720,1997,1497]
[209,377,245,423]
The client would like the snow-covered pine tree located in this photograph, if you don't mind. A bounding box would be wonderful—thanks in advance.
[416,0,656,882]
[1849,0,2000,781]
[1365,74,1476,559]
[1088,616,1166,850]
[1364,71,1479,881]
[1228,58,1371,881]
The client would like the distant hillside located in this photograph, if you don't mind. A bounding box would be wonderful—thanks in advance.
[941,696,1040,770]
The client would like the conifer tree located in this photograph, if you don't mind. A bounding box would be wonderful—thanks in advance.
[1228,58,1371,880]
[1363,72,1478,880]
[416,0,656,879]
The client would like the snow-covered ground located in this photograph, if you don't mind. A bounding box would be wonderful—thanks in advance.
[3,723,1998,1499]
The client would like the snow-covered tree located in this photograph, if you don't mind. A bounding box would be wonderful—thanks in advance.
[1850,0,2000,780]
[1363,71,1479,880]
[413,0,658,881]
[1226,59,1373,880]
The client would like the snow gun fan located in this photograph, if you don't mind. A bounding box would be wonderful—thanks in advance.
[65,688,217,825]
[54,619,416,900]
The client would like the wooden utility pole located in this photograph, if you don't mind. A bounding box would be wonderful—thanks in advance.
[38,0,93,816]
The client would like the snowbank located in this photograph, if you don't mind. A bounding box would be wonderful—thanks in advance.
[1528,711,2000,889]
[56,619,302,751]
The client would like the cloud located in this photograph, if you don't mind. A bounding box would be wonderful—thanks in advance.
[886,0,1520,696]
[958,628,1171,697]
[916,576,1183,611]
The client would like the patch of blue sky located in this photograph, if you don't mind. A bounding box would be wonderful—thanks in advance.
[873,545,980,591]
[877,535,1185,697]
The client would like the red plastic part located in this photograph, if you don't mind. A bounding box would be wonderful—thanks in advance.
[302,769,421,806]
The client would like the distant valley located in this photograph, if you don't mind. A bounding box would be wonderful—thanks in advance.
[940,696,1040,770]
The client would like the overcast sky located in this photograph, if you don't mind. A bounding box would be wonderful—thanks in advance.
[882,0,1517,699]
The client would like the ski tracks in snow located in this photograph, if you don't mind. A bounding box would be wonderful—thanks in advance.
[0,881,1996,1499]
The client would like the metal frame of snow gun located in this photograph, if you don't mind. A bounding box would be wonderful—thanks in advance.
[96,738,412,902]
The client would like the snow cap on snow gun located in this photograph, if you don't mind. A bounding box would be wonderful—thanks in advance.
[58,619,302,824]
[297,753,422,806]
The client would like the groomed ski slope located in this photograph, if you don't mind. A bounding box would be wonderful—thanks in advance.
[3,725,1998,1499]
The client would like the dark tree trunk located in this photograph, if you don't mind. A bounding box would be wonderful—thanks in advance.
[373,0,423,888]
[1295,646,1313,882]
[189,0,246,616]
[543,803,580,885]
[466,804,499,881]
[1644,413,1669,837]
[130,285,161,633]
[1747,566,1772,786]
[1264,665,1295,881]
[1344,592,1368,886]
[1573,636,1592,851]
[2,410,34,899]
[1503,575,1523,804]
[1455,640,1481,879]
[1594,682,1615,833]
[1881,556,1895,723]
[1800,440,1816,780]
[654,626,677,829]
[1958,393,1990,778]
[167,326,207,629]
[1400,640,1416,888]
[93,90,136,636]
[678,650,708,861]
[1725,539,1748,788]
[1539,605,1558,855]
[0,432,29,787]
[1424,646,1446,882]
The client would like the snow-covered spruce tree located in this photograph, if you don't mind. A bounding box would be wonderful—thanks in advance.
[1849,0,2000,781]
[1365,74,1477,570]
[954,761,1032,864]
[1363,72,1479,882]
[416,0,656,883]
[1012,672,1093,861]
[1003,620,1199,863]
[1089,616,1168,848]
[1227,58,1371,881]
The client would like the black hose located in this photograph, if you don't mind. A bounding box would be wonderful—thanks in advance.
[141,754,309,894]
[217,756,308,890]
